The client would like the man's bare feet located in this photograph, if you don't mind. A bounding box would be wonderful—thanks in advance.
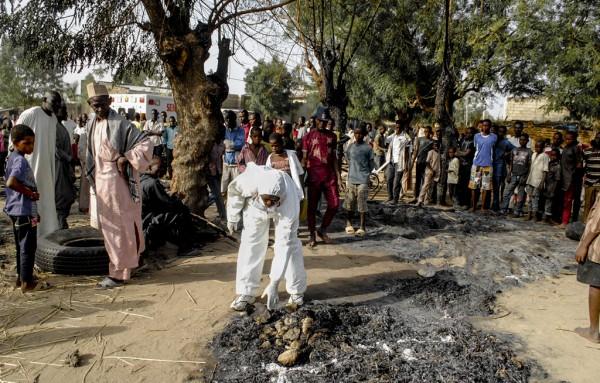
[308,236,317,248]
[575,327,600,343]
[317,230,334,244]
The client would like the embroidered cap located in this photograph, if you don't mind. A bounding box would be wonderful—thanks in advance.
[87,83,110,99]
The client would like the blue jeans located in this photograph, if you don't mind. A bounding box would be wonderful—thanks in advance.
[207,174,226,219]
[10,216,37,284]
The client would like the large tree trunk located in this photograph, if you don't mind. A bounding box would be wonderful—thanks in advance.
[157,28,230,215]
[435,0,455,129]
[328,87,348,134]
[434,69,454,128]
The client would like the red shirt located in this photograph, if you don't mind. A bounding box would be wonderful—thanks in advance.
[242,123,252,142]
[302,129,337,181]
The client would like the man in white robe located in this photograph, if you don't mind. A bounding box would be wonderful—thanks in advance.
[16,92,62,237]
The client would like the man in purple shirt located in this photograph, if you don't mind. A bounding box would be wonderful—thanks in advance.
[469,119,497,212]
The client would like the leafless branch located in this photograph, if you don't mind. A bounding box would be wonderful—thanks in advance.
[213,0,296,29]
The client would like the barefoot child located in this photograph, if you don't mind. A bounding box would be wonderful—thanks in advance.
[344,125,375,237]
[575,192,600,343]
[525,140,549,221]
[417,140,440,207]
[501,134,531,217]
[3,124,40,291]
[542,148,561,224]
[447,147,460,208]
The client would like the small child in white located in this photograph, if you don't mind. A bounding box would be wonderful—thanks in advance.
[525,140,549,221]
[447,147,460,207]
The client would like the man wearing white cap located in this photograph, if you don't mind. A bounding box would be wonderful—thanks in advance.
[85,83,153,289]
[16,91,63,237]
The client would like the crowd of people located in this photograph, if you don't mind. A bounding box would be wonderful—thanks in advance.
[3,86,600,329]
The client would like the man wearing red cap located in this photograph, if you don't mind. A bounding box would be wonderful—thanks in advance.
[302,109,341,247]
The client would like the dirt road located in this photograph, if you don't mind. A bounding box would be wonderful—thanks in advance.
[0,202,594,382]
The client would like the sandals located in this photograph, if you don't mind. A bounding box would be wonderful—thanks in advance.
[355,228,366,237]
[345,226,355,235]
[95,277,124,290]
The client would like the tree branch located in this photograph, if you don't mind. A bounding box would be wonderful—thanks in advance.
[208,0,235,27]
[338,2,357,74]
[213,0,296,29]
[140,0,167,34]
[340,0,381,75]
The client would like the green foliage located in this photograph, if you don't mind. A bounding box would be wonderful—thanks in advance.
[0,1,160,80]
[244,57,301,117]
[348,0,545,120]
[0,43,67,109]
[536,0,600,120]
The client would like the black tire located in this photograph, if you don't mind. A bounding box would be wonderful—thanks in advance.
[35,226,109,275]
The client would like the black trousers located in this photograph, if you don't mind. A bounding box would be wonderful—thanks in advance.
[143,211,193,253]
[10,216,37,283]
[414,162,427,200]
[386,163,404,202]
[165,148,174,177]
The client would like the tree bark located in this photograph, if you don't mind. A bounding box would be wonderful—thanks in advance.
[157,28,230,215]
[434,69,455,128]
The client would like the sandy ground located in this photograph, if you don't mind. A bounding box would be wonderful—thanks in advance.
[478,274,597,383]
[0,190,595,382]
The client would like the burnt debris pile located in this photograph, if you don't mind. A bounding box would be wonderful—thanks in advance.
[368,203,510,237]
[384,270,496,318]
[212,272,531,382]
[212,302,530,383]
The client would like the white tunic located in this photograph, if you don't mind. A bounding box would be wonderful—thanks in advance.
[17,107,59,237]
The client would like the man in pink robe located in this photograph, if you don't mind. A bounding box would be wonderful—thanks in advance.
[85,83,153,289]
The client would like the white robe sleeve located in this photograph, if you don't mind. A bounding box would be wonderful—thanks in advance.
[226,166,259,223]
[286,150,304,200]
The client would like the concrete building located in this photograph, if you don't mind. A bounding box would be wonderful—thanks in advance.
[504,97,570,122]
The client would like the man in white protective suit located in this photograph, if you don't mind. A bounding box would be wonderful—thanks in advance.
[227,163,307,311]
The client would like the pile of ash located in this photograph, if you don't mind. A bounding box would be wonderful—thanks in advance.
[211,303,530,382]
[383,270,497,318]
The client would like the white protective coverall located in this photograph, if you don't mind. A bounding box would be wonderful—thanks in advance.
[227,164,307,298]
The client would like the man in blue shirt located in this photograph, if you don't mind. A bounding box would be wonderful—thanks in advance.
[163,116,179,179]
[222,110,245,194]
[492,125,514,211]
[469,119,497,212]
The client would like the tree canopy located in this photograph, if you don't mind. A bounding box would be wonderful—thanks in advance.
[0,43,67,109]
[0,0,294,213]
[347,0,545,124]
[276,0,382,130]
[535,0,600,121]
[244,57,300,117]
